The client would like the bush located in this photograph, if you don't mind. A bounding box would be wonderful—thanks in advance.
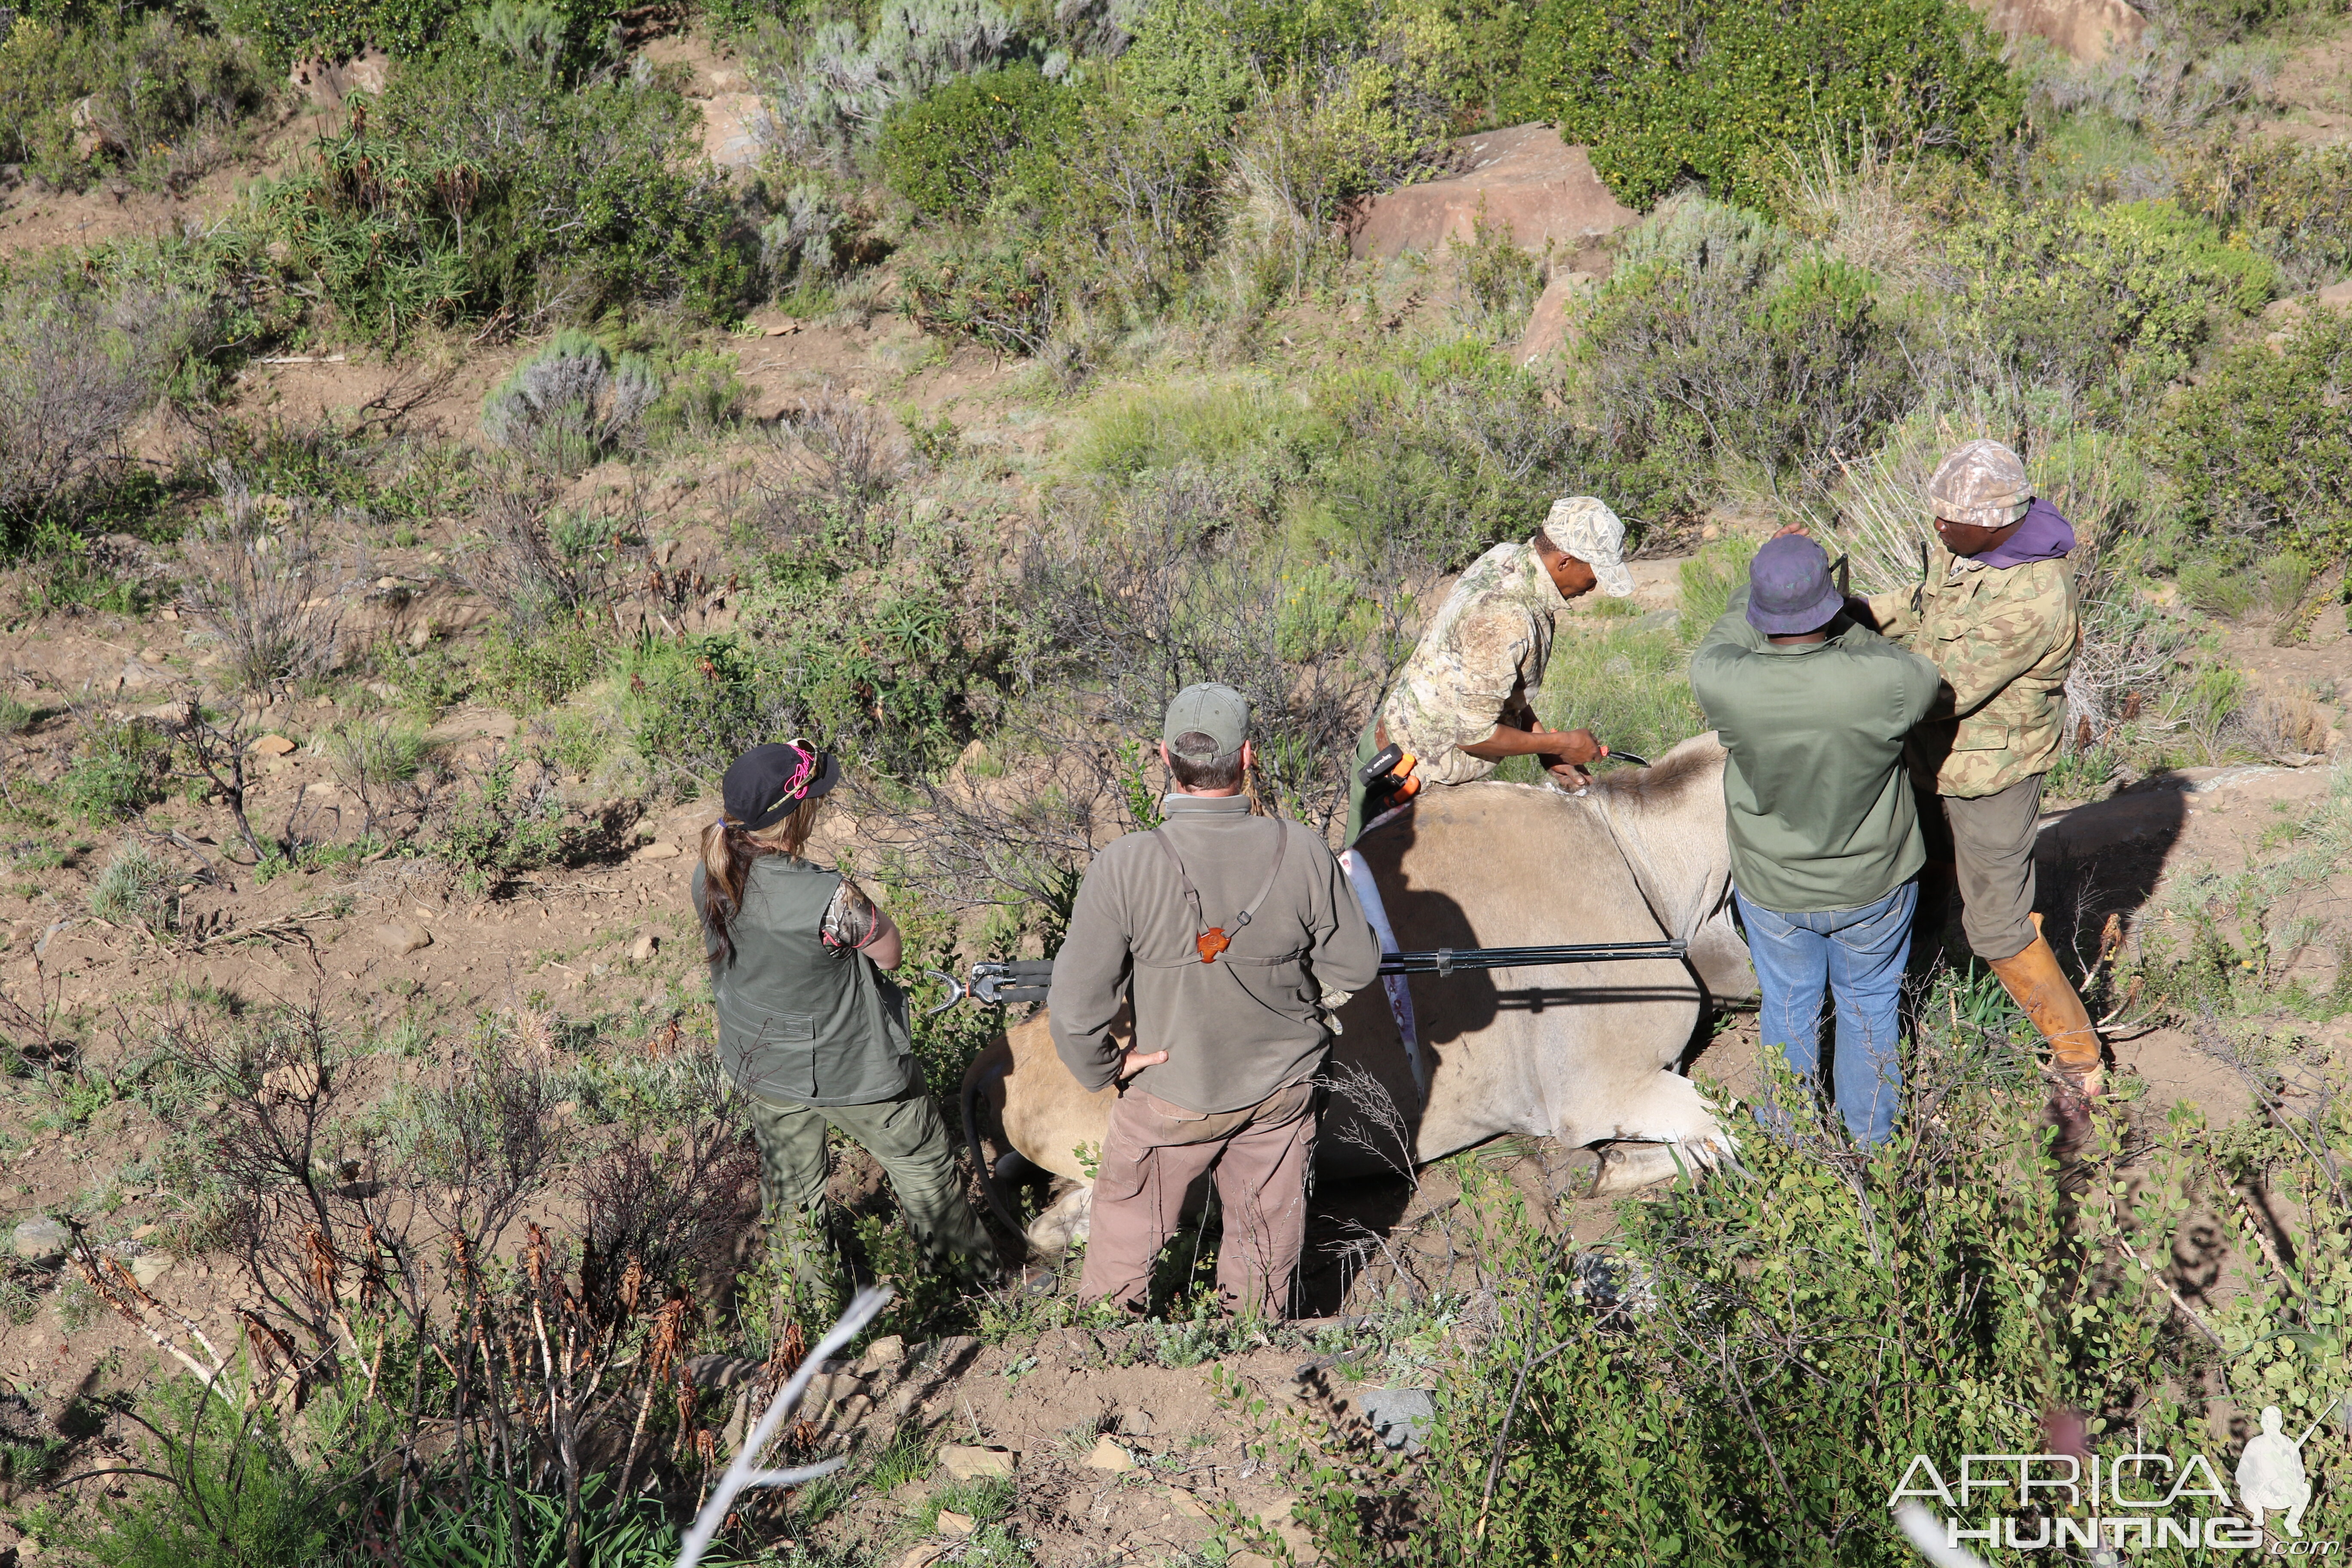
[263,44,748,337]
[1946,197,2277,413]
[481,331,660,471]
[1305,339,1612,567]
[0,285,186,544]
[2154,303,2352,555]
[176,471,350,694]
[1501,0,2021,210]
[878,60,1072,222]
[770,0,1019,161]
[2172,134,2352,293]
[900,240,1057,355]
[206,0,465,63]
[58,717,172,824]
[0,13,266,193]
[90,842,178,928]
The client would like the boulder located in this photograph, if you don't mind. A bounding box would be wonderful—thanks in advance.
[937,1444,1016,1480]
[1083,1434,1135,1471]
[628,929,658,963]
[11,1219,68,1264]
[1349,124,1637,261]
[935,1510,975,1535]
[251,734,297,756]
[289,50,392,113]
[1515,270,1599,367]
[129,1251,175,1287]
[372,920,432,956]
[1965,0,2145,62]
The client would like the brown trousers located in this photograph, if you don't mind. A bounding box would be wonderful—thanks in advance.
[1932,775,2045,962]
[1079,1079,1317,1320]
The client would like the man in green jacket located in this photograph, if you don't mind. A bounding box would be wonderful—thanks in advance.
[1691,535,1941,1145]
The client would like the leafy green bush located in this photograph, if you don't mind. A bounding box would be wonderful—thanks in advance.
[1302,1002,2193,1563]
[0,13,266,193]
[1946,198,2277,413]
[73,1380,336,1568]
[1501,0,2020,210]
[262,44,748,337]
[2173,133,2352,292]
[2155,302,2352,554]
[58,718,172,824]
[473,620,607,710]
[1580,246,1915,505]
[900,240,1057,355]
[878,60,1072,222]
[1304,339,1611,567]
[437,754,567,892]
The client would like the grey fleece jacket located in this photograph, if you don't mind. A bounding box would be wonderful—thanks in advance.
[1048,794,1381,1114]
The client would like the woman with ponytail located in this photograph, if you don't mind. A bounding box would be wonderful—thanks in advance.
[694,741,998,1290]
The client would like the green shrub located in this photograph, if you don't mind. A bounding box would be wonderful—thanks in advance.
[74,1379,335,1568]
[2173,134,2352,291]
[206,0,462,64]
[473,621,606,711]
[769,0,1020,159]
[262,44,748,337]
[1677,536,1761,634]
[481,330,660,471]
[878,60,1072,222]
[2154,303,2352,555]
[641,348,744,446]
[900,239,1057,355]
[437,755,566,892]
[1501,0,2020,210]
[0,14,266,193]
[1301,338,1619,569]
[1302,1004,2196,1564]
[58,719,172,824]
[1580,247,1914,505]
[89,842,178,928]
[1947,198,2277,412]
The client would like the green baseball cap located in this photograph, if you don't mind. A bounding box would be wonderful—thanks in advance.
[1163,683,1251,758]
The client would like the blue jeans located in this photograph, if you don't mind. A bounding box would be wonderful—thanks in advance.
[1736,882,1917,1147]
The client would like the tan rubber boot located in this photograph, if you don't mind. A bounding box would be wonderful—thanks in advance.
[1988,917,2104,1098]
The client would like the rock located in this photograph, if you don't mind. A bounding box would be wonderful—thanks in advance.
[129,1251,174,1286]
[935,1510,975,1535]
[1170,1489,1211,1518]
[1116,1408,1155,1437]
[263,1062,322,1099]
[635,842,682,861]
[1348,124,1637,260]
[937,1444,1016,1481]
[11,1219,67,1264]
[1084,1434,1135,1471]
[288,49,391,112]
[1355,1387,1436,1454]
[1965,0,2143,61]
[251,734,297,756]
[408,622,434,651]
[373,921,432,956]
[628,930,658,963]
[2319,276,2352,310]
[896,1549,946,1568]
[1515,269,1597,366]
[862,1334,904,1369]
[701,92,771,166]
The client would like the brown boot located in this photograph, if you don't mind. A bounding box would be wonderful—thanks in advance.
[1988,921,2104,1099]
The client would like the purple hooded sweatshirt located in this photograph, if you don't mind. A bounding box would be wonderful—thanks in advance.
[1975,498,2075,568]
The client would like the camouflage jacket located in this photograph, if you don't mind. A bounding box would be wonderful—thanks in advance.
[1379,542,1563,786]
[1866,546,2079,799]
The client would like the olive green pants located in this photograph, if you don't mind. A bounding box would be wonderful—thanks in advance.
[742,1078,999,1285]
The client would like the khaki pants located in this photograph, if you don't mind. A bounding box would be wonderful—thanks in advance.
[1932,775,2043,962]
[742,1078,999,1287]
[1080,1080,1317,1320]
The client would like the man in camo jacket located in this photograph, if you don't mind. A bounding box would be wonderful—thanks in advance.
[1344,496,1636,842]
[1859,438,2102,1100]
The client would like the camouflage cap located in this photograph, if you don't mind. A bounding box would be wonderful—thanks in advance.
[1926,440,2032,530]
[1540,496,1635,597]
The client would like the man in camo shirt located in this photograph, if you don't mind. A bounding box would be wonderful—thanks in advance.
[1344,497,1636,842]
[1859,439,2102,1101]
